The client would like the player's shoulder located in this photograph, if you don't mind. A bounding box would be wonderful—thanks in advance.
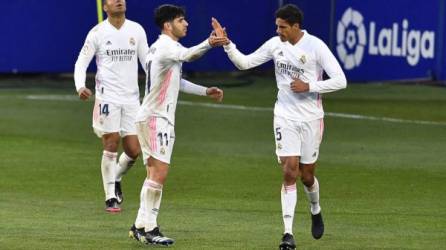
[86,21,109,38]
[85,22,104,40]
[303,31,328,48]
[158,35,178,48]
[269,36,282,44]
[149,36,170,52]
[91,21,108,32]
[260,36,282,49]
[125,19,146,32]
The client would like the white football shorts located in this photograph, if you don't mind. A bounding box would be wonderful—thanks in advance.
[92,99,139,138]
[136,117,175,165]
[273,115,324,164]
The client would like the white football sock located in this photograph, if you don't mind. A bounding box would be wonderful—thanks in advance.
[144,179,163,232]
[101,151,117,200]
[115,152,136,182]
[134,181,147,229]
[304,177,321,215]
[281,183,297,235]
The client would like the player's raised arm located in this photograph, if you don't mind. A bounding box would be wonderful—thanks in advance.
[168,21,229,62]
[212,17,274,70]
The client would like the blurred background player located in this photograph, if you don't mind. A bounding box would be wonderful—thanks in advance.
[128,4,227,246]
[74,0,148,212]
[215,4,347,249]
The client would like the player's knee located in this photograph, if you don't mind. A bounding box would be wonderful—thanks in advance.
[102,133,120,151]
[148,167,168,184]
[281,157,298,169]
[283,162,299,183]
[103,141,119,152]
[126,147,140,159]
[300,173,314,187]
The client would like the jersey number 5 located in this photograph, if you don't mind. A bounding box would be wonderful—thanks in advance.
[275,127,282,141]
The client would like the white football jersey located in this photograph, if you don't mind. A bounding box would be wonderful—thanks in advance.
[224,30,347,121]
[137,34,211,125]
[74,18,148,105]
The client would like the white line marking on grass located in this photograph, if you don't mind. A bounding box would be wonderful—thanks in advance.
[179,101,446,126]
[324,112,446,126]
[26,95,79,101]
[179,100,273,112]
[24,95,446,126]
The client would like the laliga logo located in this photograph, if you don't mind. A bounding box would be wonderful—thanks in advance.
[337,8,435,70]
[336,8,366,70]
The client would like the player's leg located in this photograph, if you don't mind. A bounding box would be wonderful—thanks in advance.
[92,99,121,212]
[300,163,324,239]
[274,116,300,250]
[300,118,324,239]
[115,135,140,204]
[130,120,151,242]
[279,156,299,250]
[101,132,121,212]
[131,118,174,246]
[129,179,148,241]
[140,157,173,246]
[115,103,140,203]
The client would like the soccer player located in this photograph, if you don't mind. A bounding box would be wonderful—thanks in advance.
[74,0,148,212]
[127,4,227,246]
[216,4,347,249]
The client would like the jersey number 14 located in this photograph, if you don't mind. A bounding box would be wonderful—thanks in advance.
[99,103,110,116]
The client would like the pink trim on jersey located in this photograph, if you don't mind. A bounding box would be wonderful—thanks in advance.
[316,73,322,108]
[148,117,157,152]
[320,118,325,142]
[93,99,100,122]
[158,69,173,106]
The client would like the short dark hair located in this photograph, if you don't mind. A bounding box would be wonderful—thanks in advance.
[275,4,303,26]
[154,4,186,29]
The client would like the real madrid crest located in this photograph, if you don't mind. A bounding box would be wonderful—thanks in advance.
[277,143,282,150]
[129,37,135,46]
[160,148,165,155]
[299,55,306,64]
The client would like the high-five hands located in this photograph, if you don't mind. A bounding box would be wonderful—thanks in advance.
[211,17,225,37]
[208,17,230,47]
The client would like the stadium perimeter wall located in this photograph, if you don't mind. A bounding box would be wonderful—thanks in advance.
[1,0,445,82]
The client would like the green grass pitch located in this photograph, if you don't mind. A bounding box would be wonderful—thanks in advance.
[0,76,445,249]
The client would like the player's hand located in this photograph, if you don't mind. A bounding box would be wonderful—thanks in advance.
[208,35,230,47]
[209,17,230,46]
[78,87,93,100]
[211,17,225,37]
[290,79,310,93]
[206,87,223,102]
